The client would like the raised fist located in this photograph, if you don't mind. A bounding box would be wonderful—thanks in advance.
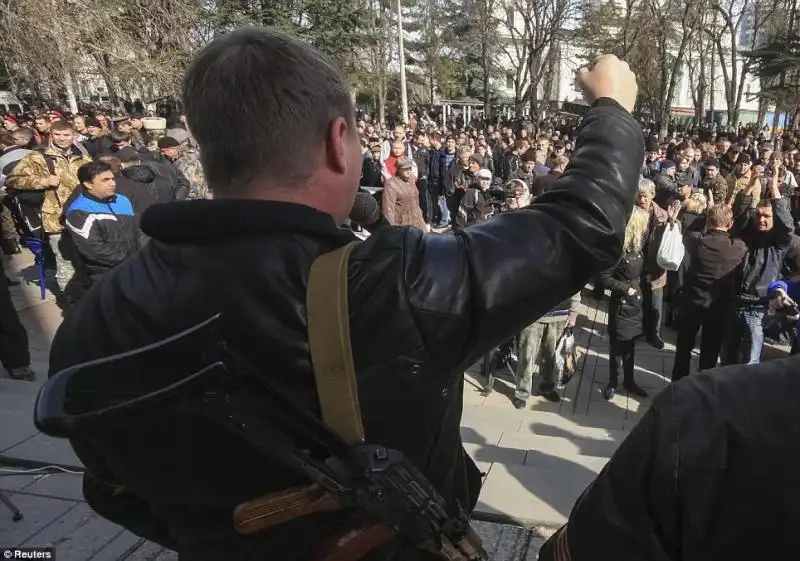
[577,54,638,114]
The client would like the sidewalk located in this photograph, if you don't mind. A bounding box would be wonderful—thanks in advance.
[461,291,681,528]
[0,250,743,558]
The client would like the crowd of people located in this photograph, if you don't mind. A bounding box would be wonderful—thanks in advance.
[358,110,800,408]
[1,99,799,399]
[0,108,211,381]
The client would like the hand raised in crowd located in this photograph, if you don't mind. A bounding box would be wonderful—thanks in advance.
[666,199,681,222]
[577,54,638,114]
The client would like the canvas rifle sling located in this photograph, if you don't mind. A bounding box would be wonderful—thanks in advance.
[306,241,365,445]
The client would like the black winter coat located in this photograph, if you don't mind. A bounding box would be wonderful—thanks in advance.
[48,99,644,561]
[540,355,800,561]
[598,248,645,342]
[82,135,115,159]
[115,169,157,215]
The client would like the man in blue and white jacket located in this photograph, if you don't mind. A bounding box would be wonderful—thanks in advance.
[65,161,141,293]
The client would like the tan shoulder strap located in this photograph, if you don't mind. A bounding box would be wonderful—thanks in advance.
[306,241,365,445]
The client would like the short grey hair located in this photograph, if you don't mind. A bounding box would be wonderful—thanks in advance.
[183,27,355,196]
[638,178,655,197]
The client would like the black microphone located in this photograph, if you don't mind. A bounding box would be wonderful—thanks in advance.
[349,191,388,232]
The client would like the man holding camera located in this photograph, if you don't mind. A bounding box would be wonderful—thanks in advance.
[49,28,642,561]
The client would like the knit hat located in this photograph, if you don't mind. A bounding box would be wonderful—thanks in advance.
[2,115,17,125]
[116,146,141,163]
[705,157,720,169]
[738,154,752,164]
[396,156,413,169]
[661,160,676,170]
[476,168,492,180]
[84,116,101,128]
[157,137,180,149]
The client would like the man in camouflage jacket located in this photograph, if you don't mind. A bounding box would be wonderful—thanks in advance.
[6,120,91,301]
[157,135,211,200]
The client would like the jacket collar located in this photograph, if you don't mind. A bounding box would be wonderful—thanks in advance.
[80,188,115,205]
[43,144,84,159]
[141,200,357,244]
[1,145,26,156]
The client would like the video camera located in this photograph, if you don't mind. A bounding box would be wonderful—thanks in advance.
[483,182,509,218]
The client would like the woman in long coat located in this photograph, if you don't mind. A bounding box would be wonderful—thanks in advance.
[598,206,651,401]
[381,156,426,230]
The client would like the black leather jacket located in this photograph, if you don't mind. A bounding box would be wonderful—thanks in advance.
[48,99,643,561]
[539,355,800,561]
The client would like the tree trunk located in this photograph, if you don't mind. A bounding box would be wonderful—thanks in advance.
[756,96,767,128]
[483,49,491,119]
[377,75,386,124]
[63,70,78,114]
[541,48,557,116]
[772,100,782,128]
[696,55,706,123]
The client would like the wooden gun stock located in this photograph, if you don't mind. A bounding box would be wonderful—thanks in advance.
[233,484,342,535]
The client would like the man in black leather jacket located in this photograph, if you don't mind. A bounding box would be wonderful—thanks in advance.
[539,355,800,561]
[48,28,642,561]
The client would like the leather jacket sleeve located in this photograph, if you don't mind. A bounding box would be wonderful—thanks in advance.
[389,99,643,370]
[771,196,793,248]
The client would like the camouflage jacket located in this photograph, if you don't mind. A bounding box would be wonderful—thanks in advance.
[174,148,211,200]
[6,146,92,233]
[726,169,761,209]
[703,174,729,206]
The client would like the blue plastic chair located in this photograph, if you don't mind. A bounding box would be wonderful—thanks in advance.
[20,236,47,300]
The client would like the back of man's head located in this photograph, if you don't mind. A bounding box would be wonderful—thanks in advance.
[97,154,123,175]
[11,127,33,147]
[707,204,733,231]
[0,131,13,148]
[183,27,355,198]
[110,130,131,144]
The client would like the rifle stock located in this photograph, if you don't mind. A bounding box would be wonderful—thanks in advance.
[233,483,341,534]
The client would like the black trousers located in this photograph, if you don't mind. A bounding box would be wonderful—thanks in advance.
[0,274,29,370]
[609,340,635,386]
[446,191,465,226]
[642,283,663,340]
[672,304,725,382]
[416,178,433,225]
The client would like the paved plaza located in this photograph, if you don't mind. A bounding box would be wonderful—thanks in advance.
[0,250,777,559]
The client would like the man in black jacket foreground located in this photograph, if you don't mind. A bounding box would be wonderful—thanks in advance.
[539,355,800,561]
[48,28,642,561]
